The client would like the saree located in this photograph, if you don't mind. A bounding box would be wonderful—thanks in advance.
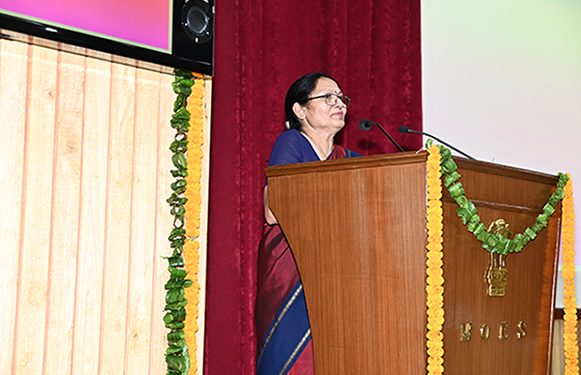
[256,134,357,375]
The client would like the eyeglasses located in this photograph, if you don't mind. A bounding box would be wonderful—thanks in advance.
[305,93,351,108]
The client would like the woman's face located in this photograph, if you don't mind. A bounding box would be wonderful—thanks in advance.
[295,77,347,136]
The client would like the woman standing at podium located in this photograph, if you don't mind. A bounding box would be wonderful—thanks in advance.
[255,72,361,375]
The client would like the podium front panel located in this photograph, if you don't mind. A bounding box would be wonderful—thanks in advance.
[267,152,560,375]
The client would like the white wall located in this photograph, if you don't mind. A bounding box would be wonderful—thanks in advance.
[421,0,581,307]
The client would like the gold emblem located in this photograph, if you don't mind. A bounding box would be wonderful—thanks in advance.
[486,219,511,297]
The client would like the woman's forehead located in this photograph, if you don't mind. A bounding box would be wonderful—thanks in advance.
[313,77,341,93]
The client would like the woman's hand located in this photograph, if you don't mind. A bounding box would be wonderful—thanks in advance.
[263,185,278,225]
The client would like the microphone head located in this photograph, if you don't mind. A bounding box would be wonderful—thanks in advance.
[359,119,373,131]
[398,126,410,134]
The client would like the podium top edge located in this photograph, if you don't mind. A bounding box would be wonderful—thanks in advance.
[266,151,427,177]
[266,150,559,184]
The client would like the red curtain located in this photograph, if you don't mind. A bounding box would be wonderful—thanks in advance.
[205,0,422,373]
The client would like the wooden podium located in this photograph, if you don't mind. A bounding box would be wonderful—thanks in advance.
[266,151,561,375]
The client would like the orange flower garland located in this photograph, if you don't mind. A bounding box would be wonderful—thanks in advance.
[561,175,578,375]
[426,144,576,374]
[184,74,204,375]
[426,145,445,375]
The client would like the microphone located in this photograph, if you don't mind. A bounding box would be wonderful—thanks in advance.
[398,126,475,160]
[359,119,405,152]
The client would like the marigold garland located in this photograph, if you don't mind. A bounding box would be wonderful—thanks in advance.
[184,75,204,375]
[165,71,205,375]
[425,144,575,374]
[425,145,445,375]
[561,175,578,375]
[165,70,195,375]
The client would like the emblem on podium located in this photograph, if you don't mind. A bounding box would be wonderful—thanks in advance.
[486,219,511,297]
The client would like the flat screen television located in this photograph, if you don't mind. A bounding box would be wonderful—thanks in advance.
[0,0,213,75]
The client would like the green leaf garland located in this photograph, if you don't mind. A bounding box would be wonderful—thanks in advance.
[432,142,569,255]
[164,69,195,375]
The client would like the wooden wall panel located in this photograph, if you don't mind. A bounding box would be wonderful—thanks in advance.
[0,33,210,375]
[44,50,85,375]
[126,68,160,374]
[0,36,28,375]
[15,44,58,374]
[150,71,176,375]
[97,63,136,375]
[79,55,111,375]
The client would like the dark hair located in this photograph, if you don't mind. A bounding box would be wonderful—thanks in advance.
[285,72,337,131]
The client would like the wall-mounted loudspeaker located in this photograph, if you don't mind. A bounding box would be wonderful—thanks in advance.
[181,0,214,44]
[173,0,214,73]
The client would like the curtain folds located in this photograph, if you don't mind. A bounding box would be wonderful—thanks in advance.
[205,0,422,373]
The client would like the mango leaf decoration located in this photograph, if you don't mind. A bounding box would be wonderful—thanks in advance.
[430,141,569,255]
[164,69,195,375]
